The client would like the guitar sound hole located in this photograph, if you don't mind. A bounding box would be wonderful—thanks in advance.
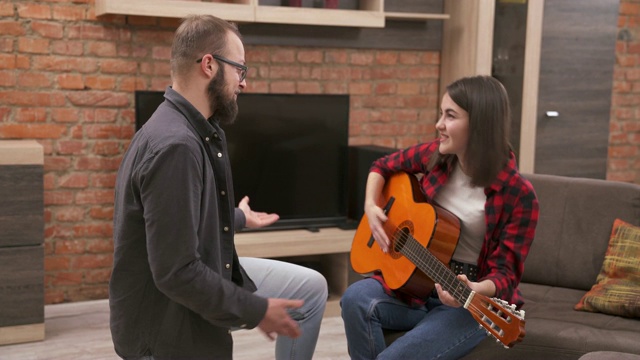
[393,227,411,253]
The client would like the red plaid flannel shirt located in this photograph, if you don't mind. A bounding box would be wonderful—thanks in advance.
[369,140,539,308]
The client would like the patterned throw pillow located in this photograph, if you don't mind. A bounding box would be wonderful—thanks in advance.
[575,219,640,318]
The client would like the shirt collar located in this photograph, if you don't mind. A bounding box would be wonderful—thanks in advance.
[163,86,217,140]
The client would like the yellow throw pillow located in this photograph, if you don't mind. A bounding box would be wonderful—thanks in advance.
[575,219,640,318]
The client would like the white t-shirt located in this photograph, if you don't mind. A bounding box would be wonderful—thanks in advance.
[433,163,486,264]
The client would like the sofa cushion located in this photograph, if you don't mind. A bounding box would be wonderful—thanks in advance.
[575,219,640,317]
[461,282,640,360]
[522,174,640,291]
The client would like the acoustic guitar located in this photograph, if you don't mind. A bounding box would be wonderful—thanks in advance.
[350,172,526,348]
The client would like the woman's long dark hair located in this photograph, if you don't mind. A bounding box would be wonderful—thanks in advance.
[428,75,512,187]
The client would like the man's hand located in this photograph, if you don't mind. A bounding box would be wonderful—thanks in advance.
[238,196,279,229]
[257,298,304,340]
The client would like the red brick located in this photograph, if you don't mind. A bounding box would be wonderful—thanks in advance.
[55,207,85,223]
[87,41,117,57]
[89,206,114,220]
[55,239,86,254]
[324,49,348,64]
[0,123,66,138]
[119,77,147,92]
[72,254,113,269]
[321,67,350,81]
[17,3,52,19]
[0,38,13,52]
[349,82,372,95]
[15,107,48,122]
[324,82,348,94]
[271,49,296,63]
[43,173,55,191]
[0,21,26,36]
[92,141,120,156]
[59,173,89,188]
[375,82,397,95]
[270,81,295,93]
[49,272,83,286]
[0,54,16,69]
[296,81,322,93]
[75,190,115,205]
[397,82,421,95]
[57,73,84,90]
[620,2,640,15]
[152,62,171,76]
[135,29,171,44]
[350,52,374,66]
[51,40,84,56]
[31,21,64,39]
[0,71,16,86]
[45,256,71,271]
[44,156,72,171]
[86,239,114,254]
[18,72,52,88]
[33,55,99,72]
[67,91,129,107]
[0,2,14,16]
[52,108,80,123]
[297,50,323,64]
[52,5,86,21]
[399,51,422,65]
[270,65,302,79]
[76,156,123,171]
[151,45,171,60]
[375,51,398,65]
[85,268,112,284]
[44,190,74,205]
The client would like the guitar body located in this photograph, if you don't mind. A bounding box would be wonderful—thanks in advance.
[350,172,461,299]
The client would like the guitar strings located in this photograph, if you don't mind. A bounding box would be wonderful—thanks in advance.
[391,228,509,335]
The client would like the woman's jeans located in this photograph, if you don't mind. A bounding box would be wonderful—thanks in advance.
[240,257,328,360]
[341,278,487,360]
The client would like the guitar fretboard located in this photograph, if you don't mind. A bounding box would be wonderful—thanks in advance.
[394,228,473,304]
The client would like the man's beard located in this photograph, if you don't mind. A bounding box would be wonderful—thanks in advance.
[207,67,239,125]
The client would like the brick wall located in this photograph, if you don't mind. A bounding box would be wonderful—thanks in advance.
[608,0,640,182]
[0,1,637,304]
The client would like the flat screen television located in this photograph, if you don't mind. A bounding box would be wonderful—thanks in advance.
[134,91,351,232]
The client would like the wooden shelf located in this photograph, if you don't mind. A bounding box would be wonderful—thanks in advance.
[95,0,385,28]
[385,12,450,21]
[256,5,384,28]
[235,227,354,258]
[95,0,255,23]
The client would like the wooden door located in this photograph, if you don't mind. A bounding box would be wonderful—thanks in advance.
[534,0,619,179]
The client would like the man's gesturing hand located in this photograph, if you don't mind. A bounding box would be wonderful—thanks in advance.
[257,298,304,340]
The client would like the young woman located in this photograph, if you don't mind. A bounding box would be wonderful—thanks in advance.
[341,75,539,360]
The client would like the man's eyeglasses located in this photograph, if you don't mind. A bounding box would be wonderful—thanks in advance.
[197,54,248,82]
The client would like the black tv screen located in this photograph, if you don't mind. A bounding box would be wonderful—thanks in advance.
[134,91,350,232]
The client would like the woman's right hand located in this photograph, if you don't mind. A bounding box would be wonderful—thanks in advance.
[365,203,390,253]
[363,172,391,253]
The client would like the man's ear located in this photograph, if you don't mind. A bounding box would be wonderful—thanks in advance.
[198,54,217,78]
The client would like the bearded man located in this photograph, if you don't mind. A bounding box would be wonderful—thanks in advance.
[109,14,327,360]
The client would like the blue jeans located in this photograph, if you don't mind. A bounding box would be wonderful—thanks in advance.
[341,278,487,360]
[240,257,328,360]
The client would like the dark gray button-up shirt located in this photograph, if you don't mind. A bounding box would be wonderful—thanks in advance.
[110,87,268,359]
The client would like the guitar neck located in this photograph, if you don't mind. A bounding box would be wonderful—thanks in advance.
[398,232,473,304]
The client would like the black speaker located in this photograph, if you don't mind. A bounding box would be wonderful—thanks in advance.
[347,145,397,223]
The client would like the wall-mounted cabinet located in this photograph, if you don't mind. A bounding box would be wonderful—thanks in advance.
[95,0,449,28]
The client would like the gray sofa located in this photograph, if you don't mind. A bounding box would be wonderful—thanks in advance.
[461,173,640,359]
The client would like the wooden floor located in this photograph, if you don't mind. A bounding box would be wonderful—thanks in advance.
[0,299,350,360]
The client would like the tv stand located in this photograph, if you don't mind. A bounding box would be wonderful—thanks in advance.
[234,227,358,317]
